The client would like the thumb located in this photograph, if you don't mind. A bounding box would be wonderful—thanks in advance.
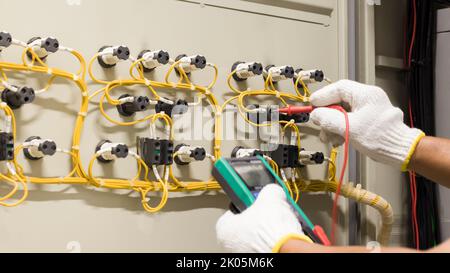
[310,107,347,137]
[254,184,287,207]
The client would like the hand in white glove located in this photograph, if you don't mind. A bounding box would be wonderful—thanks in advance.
[216,184,312,253]
[310,80,425,171]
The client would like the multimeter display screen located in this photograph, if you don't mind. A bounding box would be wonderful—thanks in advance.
[231,162,275,191]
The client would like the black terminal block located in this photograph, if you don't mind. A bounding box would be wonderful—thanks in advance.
[95,140,129,163]
[137,137,174,166]
[0,132,14,161]
[155,98,188,117]
[116,94,150,117]
[0,31,12,49]
[1,86,35,109]
[266,144,300,169]
[23,136,57,160]
[26,37,59,59]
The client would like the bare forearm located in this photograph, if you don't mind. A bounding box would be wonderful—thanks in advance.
[280,238,450,253]
[279,240,419,253]
[409,136,450,188]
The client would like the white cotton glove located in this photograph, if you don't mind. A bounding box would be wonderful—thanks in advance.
[310,80,425,171]
[216,184,312,253]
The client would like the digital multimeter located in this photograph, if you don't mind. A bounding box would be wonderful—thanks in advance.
[212,156,331,246]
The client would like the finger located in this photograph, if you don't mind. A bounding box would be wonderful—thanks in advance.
[310,107,348,137]
[309,80,354,107]
[256,184,286,203]
[216,210,235,229]
[319,130,345,147]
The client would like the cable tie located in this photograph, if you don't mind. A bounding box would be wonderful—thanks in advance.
[47,68,53,75]
[82,91,88,97]
[0,102,7,109]
[204,88,211,95]
[144,79,151,86]
[58,177,65,184]
[190,84,196,91]
[99,179,105,188]
[72,74,79,81]
[78,111,87,117]
[25,176,31,184]
[72,146,80,150]
[275,91,281,98]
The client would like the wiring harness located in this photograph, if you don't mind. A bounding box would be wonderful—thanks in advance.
[0,32,393,245]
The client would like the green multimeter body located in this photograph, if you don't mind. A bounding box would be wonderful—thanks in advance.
[212,156,322,244]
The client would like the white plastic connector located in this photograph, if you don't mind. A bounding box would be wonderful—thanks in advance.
[23,138,56,159]
[295,69,325,84]
[264,65,295,82]
[139,50,170,71]
[234,62,263,80]
[98,45,130,66]
[96,142,128,161]
[27,37,59,58]
[299,150,325,165]
[178,54,207,73]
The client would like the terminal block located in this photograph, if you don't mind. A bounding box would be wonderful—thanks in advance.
[231,61,263,81]
[23,136,57,160]
[97,45,130,68]
[95,140,129,163]
[0,31,12,51]
[263,65,295,82]
[137,137,174,166]
[116,94,150,117]
[294,69,325,88]
[138,49,170,72]
[26,37,59,59]
[299,150,325,165]
[1,86,35,109]
[155,98,188,117]
[174,144,206,165]
[175,54,207,74]
[266,144,299,169]
[231,146,263,158]
[0,132,14,161]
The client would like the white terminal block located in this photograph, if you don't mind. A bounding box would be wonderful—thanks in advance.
[139,50,170,71]
[27,37,59,58]
[177,54,207,73]
[24,138,57,159]
[296,69,325,84]
[176,145,196,163]
[264,65,295,82]
[231,147,263,158]
[234,62,264,80]
[299,150,325,165]
[96,142,126,161]
[98,45,130,67]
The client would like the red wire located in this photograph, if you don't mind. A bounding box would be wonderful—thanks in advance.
[329,106,350,244]
[407,0,419,250]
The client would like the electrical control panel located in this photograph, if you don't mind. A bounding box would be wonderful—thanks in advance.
[0,0,393,252]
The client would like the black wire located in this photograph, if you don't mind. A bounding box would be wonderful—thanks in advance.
[405,0,446,249]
